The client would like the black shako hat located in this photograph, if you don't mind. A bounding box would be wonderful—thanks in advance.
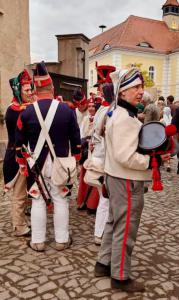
[34,61,52,87]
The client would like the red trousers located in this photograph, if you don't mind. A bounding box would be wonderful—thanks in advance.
[77,167,99,210]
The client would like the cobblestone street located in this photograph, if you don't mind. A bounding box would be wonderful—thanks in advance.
[1,161,179,300]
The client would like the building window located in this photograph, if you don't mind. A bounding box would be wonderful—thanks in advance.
[103,44,111,51]
[137,42,152,48]
[90,70,93,87]
[171,20,177,30]
[170,6,178,13]
[149,66,155,81]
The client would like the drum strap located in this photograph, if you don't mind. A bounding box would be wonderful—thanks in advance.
[150,137,175,191]
[150,153,163,191]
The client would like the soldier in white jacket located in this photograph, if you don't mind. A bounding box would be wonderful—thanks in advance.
[73,88,89,132]
[92,83,114,245]
[94,68,167,292]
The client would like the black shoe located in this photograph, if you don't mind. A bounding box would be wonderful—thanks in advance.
[77,203,87,210]
[111,278,145,292]
[14,228,31,237]
[144,186,148,194]
[25,207,31,216]
[27,241,45,252]
[54,236,73,251]
[87,208,96,215]
[22,230,31,237]
[94,262,110,277]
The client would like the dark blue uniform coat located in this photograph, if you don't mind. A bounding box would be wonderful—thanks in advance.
[15,99,81,194]
[3,106,21,189]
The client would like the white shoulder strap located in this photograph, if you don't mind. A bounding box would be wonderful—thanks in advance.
[33,100,58,159]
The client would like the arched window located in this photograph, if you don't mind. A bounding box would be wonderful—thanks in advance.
[174,7,178,13]
[165,7,169,13]
[149,66,155,81]
[137,42,152,48]
[103,44,111,51]
[90,70,93,87]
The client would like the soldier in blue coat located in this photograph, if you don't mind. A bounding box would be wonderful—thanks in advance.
[3,69,34,237]
[15,62,81,252]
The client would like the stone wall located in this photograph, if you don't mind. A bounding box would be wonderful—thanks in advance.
[0,0,30,113]
[56,34,90,80]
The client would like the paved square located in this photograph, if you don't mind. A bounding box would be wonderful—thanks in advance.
[0,161,179,299]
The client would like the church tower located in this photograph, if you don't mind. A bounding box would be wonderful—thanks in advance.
[162,0,179,30]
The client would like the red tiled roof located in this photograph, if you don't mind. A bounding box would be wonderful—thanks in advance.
[89,15,179,56]
[163,0,179,7]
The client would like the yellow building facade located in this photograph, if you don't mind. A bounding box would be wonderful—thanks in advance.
[89,0,179,100]
[89,50,179,99]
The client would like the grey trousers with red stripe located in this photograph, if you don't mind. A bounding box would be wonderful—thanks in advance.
[97,175,144,280]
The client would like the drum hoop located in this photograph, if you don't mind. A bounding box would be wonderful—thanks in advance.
[138,121,167,151]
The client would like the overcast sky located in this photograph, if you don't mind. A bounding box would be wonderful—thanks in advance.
[30,0,166,62]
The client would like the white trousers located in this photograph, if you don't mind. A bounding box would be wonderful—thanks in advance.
[94,189,109,238]
[31,154,69,243]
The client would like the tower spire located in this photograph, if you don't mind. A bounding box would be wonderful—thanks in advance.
[163,0,179,7]
[162,0,179,30]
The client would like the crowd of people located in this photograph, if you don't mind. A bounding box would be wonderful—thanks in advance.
[3,61,179,292]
